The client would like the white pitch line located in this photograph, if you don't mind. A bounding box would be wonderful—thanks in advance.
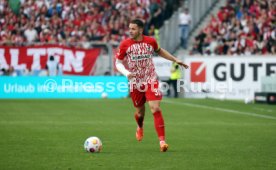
[253,107,273,113]
[163,100,276,120]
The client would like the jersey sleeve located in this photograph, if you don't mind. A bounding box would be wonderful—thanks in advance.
[115,41,127,60]
[151,38,161,52]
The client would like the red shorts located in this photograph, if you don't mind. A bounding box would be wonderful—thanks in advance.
[130,81,162,107]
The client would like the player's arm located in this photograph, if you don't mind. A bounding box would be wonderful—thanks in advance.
[115,42,135,80]
[157,48,189,69]
[115,59,135,79]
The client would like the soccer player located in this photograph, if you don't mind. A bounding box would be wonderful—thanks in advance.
[115,19,189,152]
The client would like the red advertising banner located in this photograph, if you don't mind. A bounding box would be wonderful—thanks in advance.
[0,45,101,75]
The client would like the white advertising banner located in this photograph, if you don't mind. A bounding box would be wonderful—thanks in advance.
[183,56,276,100]
[153,57,172,78]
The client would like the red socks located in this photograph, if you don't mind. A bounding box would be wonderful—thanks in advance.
[135,113,144,128]
[135,111,165,141]
[153,111,165,141]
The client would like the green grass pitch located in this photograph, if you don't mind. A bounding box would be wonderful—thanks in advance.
[0,98,276,170]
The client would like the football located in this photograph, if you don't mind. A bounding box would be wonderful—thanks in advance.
[84,136,103,153]
[101,92,108,98]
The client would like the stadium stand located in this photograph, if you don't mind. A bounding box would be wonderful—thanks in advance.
[0,0,183,46]
[190,0,275,55]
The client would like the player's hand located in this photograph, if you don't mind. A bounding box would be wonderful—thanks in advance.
[127,73,136,80]
[176,60,189,69]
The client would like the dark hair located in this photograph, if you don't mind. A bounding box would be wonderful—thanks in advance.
[130,19,144,28]
[49,56,54,61]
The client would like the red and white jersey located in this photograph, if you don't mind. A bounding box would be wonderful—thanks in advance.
[116,35,160,86]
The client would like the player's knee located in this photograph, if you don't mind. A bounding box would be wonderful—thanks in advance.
[136,106,145,116]
[137,110,144,116]
[150,105,161,113]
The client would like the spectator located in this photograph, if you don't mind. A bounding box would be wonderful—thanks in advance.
[0,0,182,48]
[148,24,160,45]
[167,62,181,98]
[24,24,38,43]
[0,65,16,76]
[0,62,5,76]
[149,0,163,28]
[46,56,59,76]
[191,29,207,55]
[206,35,219,55]
[191,0,275,55]
[179,7,192,49]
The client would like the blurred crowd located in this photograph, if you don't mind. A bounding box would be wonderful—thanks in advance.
[0,0,182,47]
[191,0,276,55]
